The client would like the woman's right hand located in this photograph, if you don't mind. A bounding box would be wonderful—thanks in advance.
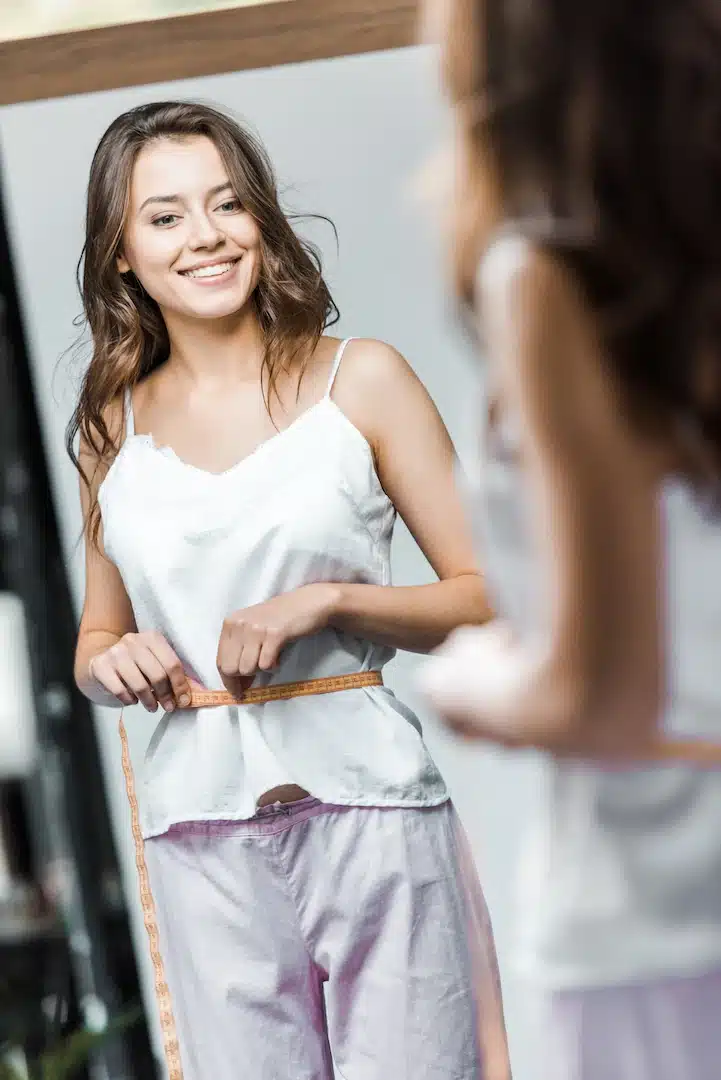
[88,632,192,713]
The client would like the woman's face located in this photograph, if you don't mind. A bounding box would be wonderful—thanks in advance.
[117,135,262,322]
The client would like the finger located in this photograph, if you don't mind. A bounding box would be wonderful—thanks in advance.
[436,699,487,731]
[90,655,138,707]
[131,644,177,713]
[445,714,518,749]
[146,634,192,708]
[216,620,243,681]
[258,630,282,672]
[111,648,157,712]
[447,716,485,740]
[417,658,455,704]
[236,638,262,678]
[219,670,255,697]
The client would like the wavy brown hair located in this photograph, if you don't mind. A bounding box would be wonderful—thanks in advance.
[67,100,338,547]
[441,0,721,501]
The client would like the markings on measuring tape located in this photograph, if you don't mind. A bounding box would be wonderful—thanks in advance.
[188,670,383,708]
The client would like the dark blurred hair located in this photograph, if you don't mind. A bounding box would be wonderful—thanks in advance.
[67,100,338,547]
[442,0,721,498]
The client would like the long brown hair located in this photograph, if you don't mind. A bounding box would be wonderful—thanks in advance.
[67,100,338,547]
[441,0,721,501]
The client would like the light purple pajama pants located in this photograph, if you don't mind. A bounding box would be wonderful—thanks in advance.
[542,970,721,1080]
[144,797,506,1080]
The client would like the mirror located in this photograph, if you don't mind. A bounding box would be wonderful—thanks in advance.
[0,14,534,1080]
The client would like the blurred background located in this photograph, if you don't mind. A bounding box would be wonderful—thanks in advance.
[0,4,543,1078]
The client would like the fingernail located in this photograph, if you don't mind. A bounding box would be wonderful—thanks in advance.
[178,693,191,708]
[164,701,175,713]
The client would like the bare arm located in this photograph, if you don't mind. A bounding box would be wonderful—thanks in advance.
[75,407,136,705]
[75,404,192,712]
[215,340,494,690]
[327,338,493,653]
[423,238,663,756]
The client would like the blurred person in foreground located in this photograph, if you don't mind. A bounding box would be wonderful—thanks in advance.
[421,1,721,1078]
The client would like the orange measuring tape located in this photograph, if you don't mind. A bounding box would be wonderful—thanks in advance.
[643,737,721,767]
[118,670,382,1080]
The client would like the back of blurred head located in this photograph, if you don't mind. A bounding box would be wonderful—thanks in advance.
[436,0,721,503]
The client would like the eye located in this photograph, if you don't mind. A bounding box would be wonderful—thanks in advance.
[151,213,179,227]
[217,198,241,213]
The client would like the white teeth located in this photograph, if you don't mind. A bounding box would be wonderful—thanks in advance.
[184,261,236,279]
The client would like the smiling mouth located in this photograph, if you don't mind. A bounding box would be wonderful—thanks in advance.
[180,258,240,280]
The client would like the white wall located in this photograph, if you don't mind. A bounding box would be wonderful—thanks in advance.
[0,46,542,1080]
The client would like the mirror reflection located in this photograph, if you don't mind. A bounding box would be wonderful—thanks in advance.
[2,3,720,1080]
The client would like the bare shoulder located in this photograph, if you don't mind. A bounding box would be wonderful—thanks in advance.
[478,234,590,332]
[477,233,557,300]
[331,337,444,458]
[333,337,420,401]
[478,235,605,399]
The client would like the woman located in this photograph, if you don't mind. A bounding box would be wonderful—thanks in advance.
[69,101,509,1080]
[421,2,721,1078]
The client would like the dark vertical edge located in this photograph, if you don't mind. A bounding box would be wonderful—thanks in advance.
[0,147,155,1076]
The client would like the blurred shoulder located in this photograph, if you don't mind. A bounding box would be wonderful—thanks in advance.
[477,233,602,388]
[477,233,586,323]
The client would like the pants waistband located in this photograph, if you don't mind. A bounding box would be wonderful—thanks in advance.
[162,797,326,838]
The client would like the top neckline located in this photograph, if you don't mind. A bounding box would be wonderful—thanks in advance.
[123,337,352,479]
[135,396,340,481]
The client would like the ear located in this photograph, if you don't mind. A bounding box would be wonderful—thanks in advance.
[116,251,131,274]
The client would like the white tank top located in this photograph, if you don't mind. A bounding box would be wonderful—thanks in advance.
[467,382,721,989]
[97,339,448,839]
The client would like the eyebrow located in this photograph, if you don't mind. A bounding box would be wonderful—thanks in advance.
[138,183,234,214]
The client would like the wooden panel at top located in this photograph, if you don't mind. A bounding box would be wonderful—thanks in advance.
[0,0,419,107]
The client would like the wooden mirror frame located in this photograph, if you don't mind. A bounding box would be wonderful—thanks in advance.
[0,0,419,107]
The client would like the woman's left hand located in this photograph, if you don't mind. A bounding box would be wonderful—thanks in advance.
[421,623,636,759]
[216,583,340,694]
[419,622,534,748]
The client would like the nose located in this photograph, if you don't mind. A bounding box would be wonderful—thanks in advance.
[187,210,223,251]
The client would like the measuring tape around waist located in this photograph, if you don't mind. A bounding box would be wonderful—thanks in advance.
[634,737,721,767]
[186,669,383,708]
[118,669,382,1080]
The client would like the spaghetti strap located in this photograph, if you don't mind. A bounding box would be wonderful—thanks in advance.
[325,338,353,399]
[124,386,135,439]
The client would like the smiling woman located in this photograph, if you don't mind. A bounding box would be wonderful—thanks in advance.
[69,101,336,549]
[67,99,509,1080]
[117,145,264,318]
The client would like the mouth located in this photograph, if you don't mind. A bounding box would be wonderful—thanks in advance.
[178,257,241,281]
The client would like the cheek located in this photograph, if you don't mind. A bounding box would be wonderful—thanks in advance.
[234,223,263,285]
[230,214,262,255]
[125,234,180,295]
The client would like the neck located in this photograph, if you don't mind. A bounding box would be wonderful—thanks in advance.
[162,301,265,386]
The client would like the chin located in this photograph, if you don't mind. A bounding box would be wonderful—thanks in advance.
[193,299,249,320]
[175,289,255,322]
